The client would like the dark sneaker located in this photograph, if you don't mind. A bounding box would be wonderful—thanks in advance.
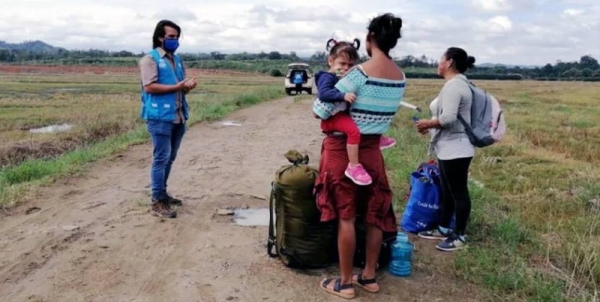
[165,194,183,206]
[436,233,466,252]
[151,202,177,218]
[418,227,452,240]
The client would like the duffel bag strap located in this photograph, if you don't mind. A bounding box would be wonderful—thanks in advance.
[267,182,278,258]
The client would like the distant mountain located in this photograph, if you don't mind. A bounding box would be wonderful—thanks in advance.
[0,40,66,54]
[478,63,541,69]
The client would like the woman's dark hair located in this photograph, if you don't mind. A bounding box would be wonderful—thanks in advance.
[325,38,360,63]
[152,20,181,49]
[367,13,402,57]
[444,47,476,73]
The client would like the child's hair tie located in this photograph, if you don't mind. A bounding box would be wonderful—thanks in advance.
[326,38,338,51]
[352,38,361,50]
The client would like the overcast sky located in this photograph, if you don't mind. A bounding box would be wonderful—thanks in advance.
[0,0,598,65]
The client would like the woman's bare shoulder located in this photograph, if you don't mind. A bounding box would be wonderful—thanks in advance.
[360,59,404,81]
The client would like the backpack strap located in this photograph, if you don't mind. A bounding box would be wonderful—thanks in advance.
[267,182,303,265]
[456,76,496,147]
[456,114,473,137]
[454,76,476,131]
[267,182,278,258]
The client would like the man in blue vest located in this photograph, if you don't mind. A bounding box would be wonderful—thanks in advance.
[139,20,196,218]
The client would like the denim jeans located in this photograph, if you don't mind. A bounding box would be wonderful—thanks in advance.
[147,120,186,201]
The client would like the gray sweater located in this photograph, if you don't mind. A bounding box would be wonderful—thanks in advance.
[428,74,475,160]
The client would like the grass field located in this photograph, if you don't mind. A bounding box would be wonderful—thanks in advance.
[385,79,600,301]
[0,66,284,207]
[0,65,598,300]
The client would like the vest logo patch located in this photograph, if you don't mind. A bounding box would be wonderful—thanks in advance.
[158,59,167,69]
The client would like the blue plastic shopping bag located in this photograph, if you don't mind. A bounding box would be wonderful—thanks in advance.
[401,161,443,233]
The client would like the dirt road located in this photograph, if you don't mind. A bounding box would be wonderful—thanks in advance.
[0,97,485,302]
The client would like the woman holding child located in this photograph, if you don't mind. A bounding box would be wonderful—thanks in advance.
[313,13,406,299]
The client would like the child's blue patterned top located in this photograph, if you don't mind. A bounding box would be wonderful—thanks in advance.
[334,65,406,134]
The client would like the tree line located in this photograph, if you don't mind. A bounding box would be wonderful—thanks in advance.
[1,46,598,81]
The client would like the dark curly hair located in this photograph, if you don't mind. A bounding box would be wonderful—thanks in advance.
[367,13,402,58]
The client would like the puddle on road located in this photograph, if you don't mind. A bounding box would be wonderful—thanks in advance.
[233,208,270,226]
[219,120,242,127]
[29,123,73,134]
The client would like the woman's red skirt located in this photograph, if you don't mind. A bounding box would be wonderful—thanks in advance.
[314,134,397,232]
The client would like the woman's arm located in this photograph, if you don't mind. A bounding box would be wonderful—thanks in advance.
[416,118,441,133]
[416,80,465,132]
[436,81,464,127]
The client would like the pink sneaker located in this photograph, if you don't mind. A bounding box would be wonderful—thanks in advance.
[345,164,373,186]
[380,136,396,150]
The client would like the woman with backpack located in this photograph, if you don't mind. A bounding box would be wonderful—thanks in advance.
[414,47,476,252]
[314,13,406,299]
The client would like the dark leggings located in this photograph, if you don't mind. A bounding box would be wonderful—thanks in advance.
[438,157,472,235]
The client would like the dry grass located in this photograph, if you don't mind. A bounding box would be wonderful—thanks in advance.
[385,79,600,301]
[0,71,282,167]
[0,69,284,207]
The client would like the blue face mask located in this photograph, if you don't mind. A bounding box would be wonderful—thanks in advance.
[163,38,179,52]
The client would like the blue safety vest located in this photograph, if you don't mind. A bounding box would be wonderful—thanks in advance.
[140,49,189,122]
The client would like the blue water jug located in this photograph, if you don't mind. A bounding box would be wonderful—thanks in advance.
[389,232,413,277]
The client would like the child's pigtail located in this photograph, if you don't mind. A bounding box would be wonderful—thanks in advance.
[326,38,338,52]
[352,38,361,50]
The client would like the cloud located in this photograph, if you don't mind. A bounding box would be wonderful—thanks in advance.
[562,8,583,17]
[0,0,598,65]
[249,5,351,23]
[468,0,548,13]
[153,9,198,22]
[469,0,513,13]
[486,16,514,33]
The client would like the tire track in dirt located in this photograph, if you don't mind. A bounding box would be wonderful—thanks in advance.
[0,97,487,302]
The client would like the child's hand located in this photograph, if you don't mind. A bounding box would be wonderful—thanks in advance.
[344,93,357,104]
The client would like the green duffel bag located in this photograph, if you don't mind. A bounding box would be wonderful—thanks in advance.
[267,150,335,269]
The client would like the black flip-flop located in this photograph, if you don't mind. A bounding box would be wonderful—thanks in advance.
[320,278,356,299]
